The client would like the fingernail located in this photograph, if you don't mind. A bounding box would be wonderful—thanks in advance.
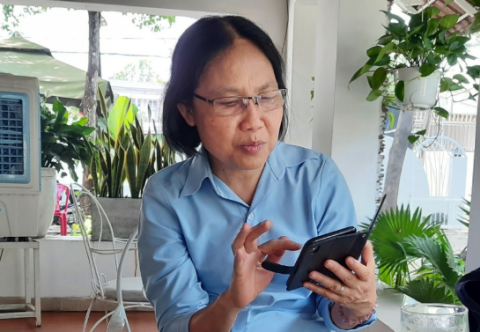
[325,260,332,268]
[348,257,355,264]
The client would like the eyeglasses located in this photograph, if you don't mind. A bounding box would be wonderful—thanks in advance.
[193,89,287,117]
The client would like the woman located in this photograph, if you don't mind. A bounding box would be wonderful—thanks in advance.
[138,15,377,332]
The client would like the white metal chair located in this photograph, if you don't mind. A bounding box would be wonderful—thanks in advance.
[70,184,152,332]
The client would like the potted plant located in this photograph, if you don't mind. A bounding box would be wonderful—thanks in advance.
[349,4,480,213]
[89,95,179,240]
[350,6,479,115]
[37,99,94,237]
[364,206,465,304]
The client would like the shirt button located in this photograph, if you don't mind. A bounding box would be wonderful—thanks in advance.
[248,213,254,221]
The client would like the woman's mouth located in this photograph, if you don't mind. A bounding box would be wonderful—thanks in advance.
[240,142,265,154]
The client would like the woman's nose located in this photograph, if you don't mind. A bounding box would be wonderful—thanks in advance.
[240,100,264,131]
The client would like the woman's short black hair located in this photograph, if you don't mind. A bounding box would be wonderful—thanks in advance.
[162,15,289,157]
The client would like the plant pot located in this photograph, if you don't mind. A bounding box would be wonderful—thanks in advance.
[90,197,142,241]
[35,167,57,238]
[395,67,441,111]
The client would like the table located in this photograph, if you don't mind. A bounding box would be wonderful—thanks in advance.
[0,239,41,326]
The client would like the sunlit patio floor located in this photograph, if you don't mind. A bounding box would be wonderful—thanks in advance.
[0,311,158,332]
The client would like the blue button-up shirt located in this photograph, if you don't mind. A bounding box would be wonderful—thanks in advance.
[138,142,376,332]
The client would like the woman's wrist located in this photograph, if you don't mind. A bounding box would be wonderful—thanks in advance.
[330,302,377,329]
[218,291,244,314]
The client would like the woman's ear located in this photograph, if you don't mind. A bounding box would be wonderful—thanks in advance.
[177,103,196,127]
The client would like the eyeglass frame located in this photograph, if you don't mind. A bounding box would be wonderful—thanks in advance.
[192,88,287,112]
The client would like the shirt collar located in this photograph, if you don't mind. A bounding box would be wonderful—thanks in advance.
[179,142,287,198]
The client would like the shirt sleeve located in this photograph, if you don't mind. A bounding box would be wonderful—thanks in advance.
[314,157,377,330]
[138,176,209,332]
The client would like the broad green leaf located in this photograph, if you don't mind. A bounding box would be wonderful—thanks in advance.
[425,18,440,36]
[366,89,383,101]
[447,53,458,66]
[415,129,427,136]
[435,45,449,55]
[423,35,433,50]
[395,80,405,102]
[367,55,391,66]
[423,6,441,19]
[377,35,394,46]
[434,107,449,119]
[372,67,387,90]
[400,278,455,304]
[474,83,479,91]
[453,74,469,84]
[440,77,453,92]
[440,14,460,30]
[367,75,374,89]
[385,23,407,39]
[367,46,382,58]
[381,10,406,25]
[349,64,373,84]
[409,135,420,144]
[467,65,480,80]
[445,0,455,5]
[137,132,153,192]
[124,143,138,198]
[107,96,139,140]
[405,25,424,41]
[419,63,437,77]
[375,42,395,64]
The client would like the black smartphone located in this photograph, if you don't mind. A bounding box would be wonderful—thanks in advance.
[262,195,386,291]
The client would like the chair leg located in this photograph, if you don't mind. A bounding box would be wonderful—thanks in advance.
[83,297,96,332]
[60,214,67,236]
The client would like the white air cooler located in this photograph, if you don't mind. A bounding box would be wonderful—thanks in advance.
[0,74,41,237]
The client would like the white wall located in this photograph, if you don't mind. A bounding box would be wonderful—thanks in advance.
[310,0,384,223]
[0,237,138,298]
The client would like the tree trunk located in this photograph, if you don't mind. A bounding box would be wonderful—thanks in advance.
[377,103,388,204]
[382,110,415,213]
[82,11,101,192]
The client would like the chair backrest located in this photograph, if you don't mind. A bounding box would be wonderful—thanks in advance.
[70,183,124,299]
[55,183,70,214]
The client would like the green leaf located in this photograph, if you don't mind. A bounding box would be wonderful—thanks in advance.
[375,42,395,64]
[385,23,407,39]
[474,83,479,91]
[107,96,138,141]
[424,6,441,19]
[423,35,433,50]
[395,80,405,102]
[372,67,387,90]
[467,65,480,80]
[415,129,427,136]
[367,46,382,58]
[387,113,395,129]
[440,14,460,30]
[137,132,152,192]
[447,53,458,66]
[381,10,406,25]
[453,74,469,84]
[425,18,440,36]
[440,77,454,92]
[367,76,374,89]
[349,64,373,84]
[366,89,383,101]
[468,13,480,34]
[445,0,455,5]
[377,35,394,46]
[400,278,455,304]
[434,107,449,119]
[409,135,420,144]
[419,63,437,77]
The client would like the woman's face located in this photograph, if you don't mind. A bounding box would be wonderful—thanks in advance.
[178,39,283,176]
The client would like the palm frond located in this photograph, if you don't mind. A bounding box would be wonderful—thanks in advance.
[399,278,456,304]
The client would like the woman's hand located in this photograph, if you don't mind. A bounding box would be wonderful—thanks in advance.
[303,241,377,328]
[224,220,302,310]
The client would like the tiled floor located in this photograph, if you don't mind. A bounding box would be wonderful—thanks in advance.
[0,311,158,332]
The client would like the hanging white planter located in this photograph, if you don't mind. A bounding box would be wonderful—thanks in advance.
[395,67,441,111]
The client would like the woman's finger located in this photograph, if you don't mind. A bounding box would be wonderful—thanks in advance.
[362,241,376,273]
[345,257,371,282]
[231,223,251,254]
[303,280,343,304]
[244,220,271,253]
[308,271,344,294]
[258,237,301,258]
[323,260,359,287]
